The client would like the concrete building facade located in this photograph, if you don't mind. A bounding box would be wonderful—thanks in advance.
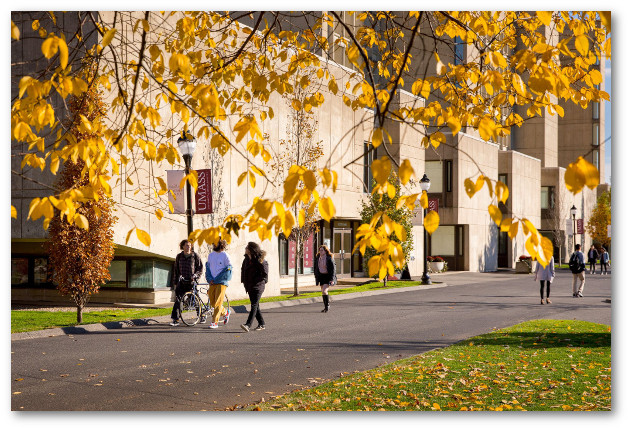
[11,11,608,305]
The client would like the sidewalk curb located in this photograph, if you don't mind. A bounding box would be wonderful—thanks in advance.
[11,282,448,341]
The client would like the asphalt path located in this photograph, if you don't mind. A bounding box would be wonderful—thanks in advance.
[11,270,611,411]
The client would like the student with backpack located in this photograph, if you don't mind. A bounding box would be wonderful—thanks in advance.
[569,243,586,297]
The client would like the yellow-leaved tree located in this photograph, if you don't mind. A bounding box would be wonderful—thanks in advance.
[11,11,610,278]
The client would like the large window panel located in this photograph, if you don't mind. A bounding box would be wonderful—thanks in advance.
[154,260,173,289]
[129,260,153,288]
[33,258,49,284]
[425,161,444,193]
[431,225,455,256]
[11,258,29,285]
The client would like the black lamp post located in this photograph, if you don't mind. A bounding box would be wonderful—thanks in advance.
[178,130,197,236]
[570,204,578,250]
[420,173,431,285]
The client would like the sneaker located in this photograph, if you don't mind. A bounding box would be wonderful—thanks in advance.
[573,293,578,297]
[578,293,583,297]
[241,324,250,332]
[546,298,552,304]
[208,322,219,329]
[254,325,266,331]
[200,316,207,324]
[223,309,231,325]
[169,320,180,327]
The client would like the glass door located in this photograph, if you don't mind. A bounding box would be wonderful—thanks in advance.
[332,228,352,276]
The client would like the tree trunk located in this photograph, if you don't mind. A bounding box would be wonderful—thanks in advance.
[382,277,387,288]
[76,303,83,324]
[293,237,300,296]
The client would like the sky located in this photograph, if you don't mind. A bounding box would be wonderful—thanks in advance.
[605,58,611,184]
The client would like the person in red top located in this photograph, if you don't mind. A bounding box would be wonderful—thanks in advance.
[170,239,203,326]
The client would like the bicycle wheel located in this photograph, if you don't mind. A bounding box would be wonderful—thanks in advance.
[180,292,201,326]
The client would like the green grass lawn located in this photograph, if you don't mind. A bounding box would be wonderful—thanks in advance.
[11,280,420,333]
[249,319,611,411]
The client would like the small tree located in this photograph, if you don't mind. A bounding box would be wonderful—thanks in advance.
[271,65,323,296]
[359,172,413,287]
[45,62,117,323]
[586,190,611,250]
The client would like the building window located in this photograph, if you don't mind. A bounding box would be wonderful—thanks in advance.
[278,233,315,276]
[541,186,555,211]
[11,258,29,285]
[498,173,508,213]
[592,123,600,147]
[593,150,599,171]
[33,258,50,285]
[363,141,377,193]
[592,101,600,120]
[425,160,446,193]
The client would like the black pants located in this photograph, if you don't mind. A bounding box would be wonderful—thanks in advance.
[589,259,597,272]
[170,283,192,320]
[245,288,265,327]
[600,262,608,273]
[539,280,551,299]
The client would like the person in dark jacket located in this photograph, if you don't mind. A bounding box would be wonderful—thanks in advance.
[240,242,269,332]
[170,239,203,326]
[587,245,599,274]
[314,245,336,313]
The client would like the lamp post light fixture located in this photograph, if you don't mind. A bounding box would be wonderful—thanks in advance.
[420,173,431,285]
[178,130,197,236]
[570,204,578,250]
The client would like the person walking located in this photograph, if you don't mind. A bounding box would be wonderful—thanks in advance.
[240,242,269,332]
[170,239,203,326]
[534,256,555,304]
[314,245,336,313]
[587,245,599,274]
[205,239,233,329]
[569,243,586,298]
[600,247,610,275]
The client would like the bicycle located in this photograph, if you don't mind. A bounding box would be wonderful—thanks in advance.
[178,277,230,326]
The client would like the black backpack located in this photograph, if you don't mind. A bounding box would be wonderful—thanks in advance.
[569,252,584,274]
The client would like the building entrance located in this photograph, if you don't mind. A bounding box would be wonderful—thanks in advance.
[332,228,352,276]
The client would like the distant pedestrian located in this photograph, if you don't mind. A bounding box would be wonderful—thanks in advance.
[600,247,610,275]
[170,239,203,326]
[205,239,233,329]
[240,242,269,332]
[587,245,599,274]
[314,245,336,313]
[534,256,555,304]
[569,244,586,298]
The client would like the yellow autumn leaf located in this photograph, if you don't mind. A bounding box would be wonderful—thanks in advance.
[367,255,381,278]
[488,204,502,226]
[399,159,415,185]
[136,228,151,247]
[419,190,428,209]
[11,20,20,40]
[423,210,439,235]
[499,217,512,232]
[102,28,117,47]
[508,221,519,239]
[318,197,335,222]
[57,37,68,69]
[74,213,89,230]
[429,132,446,149]
[155,209,164,220]
[11,205,17,219]
[464,178,476,198]
[576,156,600,189]
[237,171,248,186]
[372,128,383,148]
[564,159,586,194]
[495,181,509,204]
[41,36,59,59]
[599,11,611,33]
[371,157,392,186]
[536,11,553,26]
[574,34,589,57]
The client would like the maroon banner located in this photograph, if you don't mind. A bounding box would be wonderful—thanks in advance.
[288,240,297,270]
[195,169,213,214]
[303,233,314,269]
[577,219,584,235]
[428,197,439,213]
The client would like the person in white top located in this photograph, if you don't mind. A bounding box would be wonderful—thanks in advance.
[534,256,555,305]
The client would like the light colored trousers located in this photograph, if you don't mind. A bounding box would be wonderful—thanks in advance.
[572,273,585,295]
[208,283,228,323]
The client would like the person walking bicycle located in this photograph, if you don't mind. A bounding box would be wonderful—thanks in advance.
[240,242,269,332]
[205,239,233,328]
[534,256,555,304]
[569,244,586,298]
[587,245,599,274]
[314,245,336,313]
[170,239,203,326]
